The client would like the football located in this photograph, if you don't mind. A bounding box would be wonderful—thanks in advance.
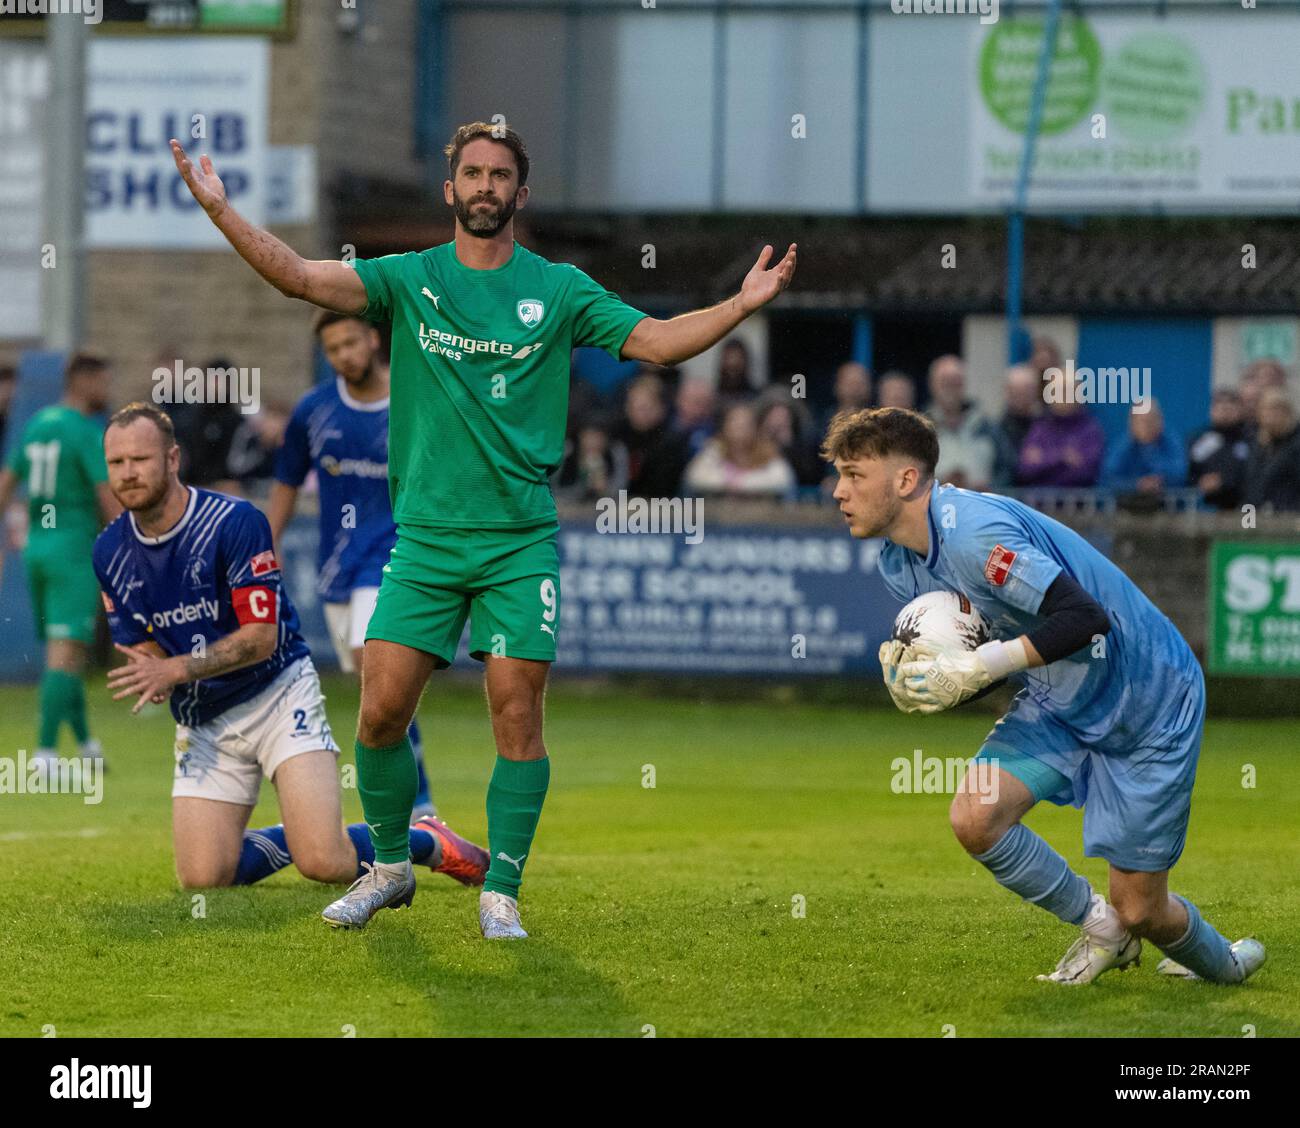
[891,590,992,656]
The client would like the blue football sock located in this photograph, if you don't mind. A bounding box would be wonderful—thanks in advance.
[234,825,293,885]
[409,826,436,866]
[972,823,1092,926]
[1161,895,1241,983]
[345,822,436,875]
[410,720,433,810]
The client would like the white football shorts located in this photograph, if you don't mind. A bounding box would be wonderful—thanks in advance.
[171,656,339,806]
[323,587,380,673]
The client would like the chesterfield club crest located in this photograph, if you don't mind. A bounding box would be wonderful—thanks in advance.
[516,299,544,327]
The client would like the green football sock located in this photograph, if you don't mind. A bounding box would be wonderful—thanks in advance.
[66,673,90,743]
[37,670,79,749]
[484,755,550,900]
[355,736,418,864]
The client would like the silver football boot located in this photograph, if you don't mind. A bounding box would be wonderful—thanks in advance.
[322,860,415,929]
[479,890,528,939]
[1037,893,1141,985]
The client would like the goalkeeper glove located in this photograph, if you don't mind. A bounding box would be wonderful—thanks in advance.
[878,639,917,713]
[879,637,949,713]
[896,639,1028,713]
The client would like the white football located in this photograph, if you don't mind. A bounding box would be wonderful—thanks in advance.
[891,590,991,656]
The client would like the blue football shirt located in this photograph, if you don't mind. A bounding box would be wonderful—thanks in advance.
[93,487,310,727]
[274,378,396,603]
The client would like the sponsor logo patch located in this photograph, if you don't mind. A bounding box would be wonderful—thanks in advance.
[250,550,279,577]
[983,544,1017,586]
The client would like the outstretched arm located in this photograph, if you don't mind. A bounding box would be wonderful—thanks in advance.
[621,243,797,366]
[170,139,367,314]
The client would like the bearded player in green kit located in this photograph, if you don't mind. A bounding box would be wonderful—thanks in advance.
[171,121,796,938]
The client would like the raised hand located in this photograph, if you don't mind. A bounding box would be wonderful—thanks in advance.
[170,138,228,220]
[739,243,797,313]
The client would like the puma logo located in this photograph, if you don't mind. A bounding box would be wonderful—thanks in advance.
[539,623,555,638]
[421,287,440,310]
[496,851,526,872]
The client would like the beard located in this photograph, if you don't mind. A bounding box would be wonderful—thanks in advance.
[117,476,170,514]
[340,356,376,387]
[453,187,517,238]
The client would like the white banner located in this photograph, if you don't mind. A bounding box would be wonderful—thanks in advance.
[971,12,1300,208]
[86,37,268,248]
[0,42,46,337]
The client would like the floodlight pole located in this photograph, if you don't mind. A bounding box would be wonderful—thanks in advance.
[43,11,89,351]
[1006,0,1063,367]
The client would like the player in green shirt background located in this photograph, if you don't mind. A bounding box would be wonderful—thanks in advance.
[171,120,796,939]
[0,352,121,770]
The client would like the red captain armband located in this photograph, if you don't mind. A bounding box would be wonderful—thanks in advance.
[232,586,279,625]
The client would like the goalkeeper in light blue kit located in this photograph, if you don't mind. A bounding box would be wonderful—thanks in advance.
[826,407,1264,986]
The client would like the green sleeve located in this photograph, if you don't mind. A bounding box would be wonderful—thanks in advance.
[566,266,648,360]
[350,254,407,323]
[79,418,108,484]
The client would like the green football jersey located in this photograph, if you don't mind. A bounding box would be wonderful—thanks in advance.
[6,404,107,552]
[351,241,647,528]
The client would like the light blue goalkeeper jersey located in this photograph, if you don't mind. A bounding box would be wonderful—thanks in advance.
[877,483,1203,751]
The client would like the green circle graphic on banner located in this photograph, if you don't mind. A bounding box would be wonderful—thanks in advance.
[1102,33,1205,142]
[979,15,1102,136]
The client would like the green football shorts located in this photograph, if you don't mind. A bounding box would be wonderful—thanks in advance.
[26,548,101,644]
[366,521,560,666]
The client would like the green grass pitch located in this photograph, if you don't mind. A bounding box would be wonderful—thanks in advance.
[1,676,1295,1037]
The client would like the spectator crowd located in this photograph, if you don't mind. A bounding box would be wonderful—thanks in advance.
[555,338,1300,513]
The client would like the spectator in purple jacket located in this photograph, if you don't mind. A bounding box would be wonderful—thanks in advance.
[1102,400,1186,500]
[1018,373,1105,487]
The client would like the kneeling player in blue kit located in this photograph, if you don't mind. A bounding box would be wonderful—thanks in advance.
[93,403,486,891]
[826,407,1264,986]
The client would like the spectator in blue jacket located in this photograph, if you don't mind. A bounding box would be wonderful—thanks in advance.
[1103,400,1186,499]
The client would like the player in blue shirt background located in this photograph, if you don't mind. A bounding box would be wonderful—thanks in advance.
[825,407,1265,986]
[267,310,440,822]
[95,403,487,891]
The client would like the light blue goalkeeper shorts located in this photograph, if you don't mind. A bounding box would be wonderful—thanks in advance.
[974,686,1205,873]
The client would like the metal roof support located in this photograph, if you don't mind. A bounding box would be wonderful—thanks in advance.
[1006,0,1063,368]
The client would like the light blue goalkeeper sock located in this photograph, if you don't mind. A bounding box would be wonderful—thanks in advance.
[972,823,1092,926]
[1160,895,1242,983]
